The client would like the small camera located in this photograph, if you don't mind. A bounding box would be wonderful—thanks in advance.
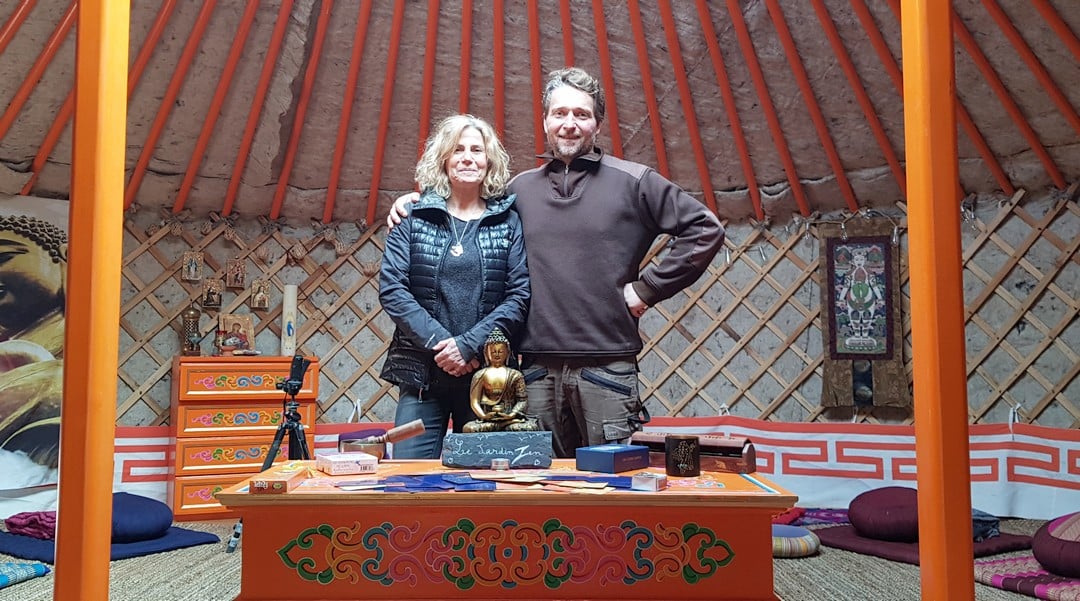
[276,354,309,397]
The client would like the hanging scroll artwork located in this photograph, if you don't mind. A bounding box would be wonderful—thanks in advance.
[819,220,910,410]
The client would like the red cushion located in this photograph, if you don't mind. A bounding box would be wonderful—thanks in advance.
[848,486,919,543]
[1032,512,1080,578]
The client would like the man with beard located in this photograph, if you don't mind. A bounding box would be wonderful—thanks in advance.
[390,67,724,457]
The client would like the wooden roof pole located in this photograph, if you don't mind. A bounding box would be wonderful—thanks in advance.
[591,2,624,156]
[900,1,976,599]
[52,0,128,599]
[627,0,671,178]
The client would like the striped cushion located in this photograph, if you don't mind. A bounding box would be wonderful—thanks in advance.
[772,524,820,558]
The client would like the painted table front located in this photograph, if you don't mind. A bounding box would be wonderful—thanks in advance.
[217,459,797,600]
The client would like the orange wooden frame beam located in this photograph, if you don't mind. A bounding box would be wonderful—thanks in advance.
[900,1,977,599]
[53,0,128,598]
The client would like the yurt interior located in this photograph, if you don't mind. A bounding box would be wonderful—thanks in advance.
[0,1,1077,600]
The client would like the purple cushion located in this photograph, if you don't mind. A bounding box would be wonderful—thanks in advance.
[848,486,919,542]
[1032,512,1080,578]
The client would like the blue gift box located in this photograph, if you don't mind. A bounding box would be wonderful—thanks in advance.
[575,444,651,473]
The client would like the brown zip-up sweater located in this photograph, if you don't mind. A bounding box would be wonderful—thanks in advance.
[509,148,724,357]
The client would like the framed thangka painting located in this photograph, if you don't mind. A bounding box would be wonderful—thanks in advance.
[825,236,893,361]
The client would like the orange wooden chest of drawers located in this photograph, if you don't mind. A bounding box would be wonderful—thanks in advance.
[169,356,319,519]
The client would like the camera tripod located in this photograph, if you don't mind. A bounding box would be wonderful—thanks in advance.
[225,356,311,553]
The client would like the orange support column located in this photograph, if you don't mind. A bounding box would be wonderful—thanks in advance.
[53,1,129,599]
[900,2,976,600]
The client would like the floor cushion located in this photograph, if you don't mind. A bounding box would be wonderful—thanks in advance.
[816,524,1031,565]
[1032,512,1080,578]
[848,486,919,542]
[772,524,820,558]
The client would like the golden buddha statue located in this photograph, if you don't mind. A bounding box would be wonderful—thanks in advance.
[462,329,539,433]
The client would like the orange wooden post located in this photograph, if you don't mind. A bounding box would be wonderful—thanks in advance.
[52,0,128,599]
[900,1,976,600]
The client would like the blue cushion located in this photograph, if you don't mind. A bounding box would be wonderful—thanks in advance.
[111,492,173,543]
[772,524,820,558]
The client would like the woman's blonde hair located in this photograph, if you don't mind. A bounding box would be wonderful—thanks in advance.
[415,114,510,199]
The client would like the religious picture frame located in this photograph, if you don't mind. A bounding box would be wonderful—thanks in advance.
[218,313,255,352]
[225,257,246,289]
[181,250,204,282]
[250,278,270,311]
[825,235,894,361]
[201,278,223,309]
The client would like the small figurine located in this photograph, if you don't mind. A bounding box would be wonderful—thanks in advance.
[462,329,540,433]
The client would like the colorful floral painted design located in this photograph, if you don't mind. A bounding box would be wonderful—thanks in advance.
[189,410,281,428]
[192,373,284,391]
[276,518,734,589]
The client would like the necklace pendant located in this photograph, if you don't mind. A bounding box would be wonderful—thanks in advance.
[450,243,464,257]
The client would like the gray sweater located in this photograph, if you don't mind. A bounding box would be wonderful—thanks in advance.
[509,148,724,357]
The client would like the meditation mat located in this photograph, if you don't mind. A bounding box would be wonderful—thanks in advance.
[0,526,219,564]
[0,561,49,590]
[815,524,1031,565]
[0,492,220,564]
[975,554,1080,600]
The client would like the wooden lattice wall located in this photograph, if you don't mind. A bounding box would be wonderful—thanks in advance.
[117,186,1078,429]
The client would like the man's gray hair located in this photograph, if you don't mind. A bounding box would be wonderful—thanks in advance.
[542,67,605,124]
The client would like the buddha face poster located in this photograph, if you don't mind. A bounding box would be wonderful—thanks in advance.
[0,196,68,492]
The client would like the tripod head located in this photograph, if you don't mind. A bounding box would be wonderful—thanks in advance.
[277,354,310,398]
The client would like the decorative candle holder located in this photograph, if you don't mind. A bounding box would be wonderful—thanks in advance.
[180,304,202,356]
[665,434,701,477]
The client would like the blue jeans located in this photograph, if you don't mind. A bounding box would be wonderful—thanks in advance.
[522,356,645,458]
[391,382,474,459]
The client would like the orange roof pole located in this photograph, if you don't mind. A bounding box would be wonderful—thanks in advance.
[725,0,811,216]
[21,0,180,196]
[981,0,1080,136]
[874,0,1011,196]
[559,0,574,66]
[458,0,473,114]
[492,0,505,137]
[695,0,763,220]
[0,0,75,140]
[900,2,976,600]
[0,0,38,58]
[173,0,260,215]
[627,0,671,178]
[809,0,907,198]
[53,0,128,599]
[765,0,859,213]
[591,2,624,156]
[269,0,336,220]
[417,0,441,159]
[222,0,295,217]
[362,0,405,227]
[1032,0,1080,62]
[658,0,716,213]
[324,0,374,224]
[526,0,544,163]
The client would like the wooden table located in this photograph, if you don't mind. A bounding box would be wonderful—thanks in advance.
[217,460,797,601]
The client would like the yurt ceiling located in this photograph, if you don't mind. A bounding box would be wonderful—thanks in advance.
[0,0,1077,225]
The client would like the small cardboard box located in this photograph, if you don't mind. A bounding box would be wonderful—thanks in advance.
[575,444,650,473]
[249,461,309,494]
[630,472,668,491]
[315,452,379,476]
